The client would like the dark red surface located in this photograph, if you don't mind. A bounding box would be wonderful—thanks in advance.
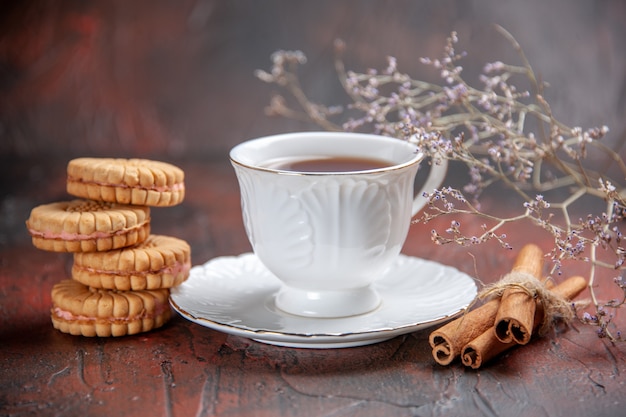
[2,158,625,417]
[1,2,626,416]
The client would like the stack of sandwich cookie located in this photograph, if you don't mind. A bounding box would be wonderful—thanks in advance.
[25,158,190,337]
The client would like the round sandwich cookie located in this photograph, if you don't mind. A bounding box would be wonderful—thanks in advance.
[67,158,185,207]
[51,279,172,337]
[72,234,191,291]
[26,199,150,252]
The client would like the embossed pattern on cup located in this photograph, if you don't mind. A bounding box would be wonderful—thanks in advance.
[234,166,415,288]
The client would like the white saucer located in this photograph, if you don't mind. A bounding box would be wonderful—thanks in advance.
[170,253,477,348]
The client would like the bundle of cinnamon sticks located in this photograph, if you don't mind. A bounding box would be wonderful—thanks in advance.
[429,243,587,369]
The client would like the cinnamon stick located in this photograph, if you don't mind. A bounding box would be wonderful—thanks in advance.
[428,244,541,365]
[429,300,499,366]
[494,244,545,345]
[461,327,512,369]
[460,275,587,369]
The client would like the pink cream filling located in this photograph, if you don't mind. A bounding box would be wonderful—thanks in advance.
[53,299,168,323]
[75,260,191,276]
[29,221,148,241]
[68,177,184,192]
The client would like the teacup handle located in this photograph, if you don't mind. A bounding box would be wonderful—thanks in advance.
[411,157,448,217]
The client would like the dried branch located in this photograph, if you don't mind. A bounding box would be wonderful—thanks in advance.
[255,26,626,342]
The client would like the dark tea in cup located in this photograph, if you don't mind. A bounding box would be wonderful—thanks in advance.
[263,156,394,173]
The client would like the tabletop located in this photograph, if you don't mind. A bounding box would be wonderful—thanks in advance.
[2,1,626,417]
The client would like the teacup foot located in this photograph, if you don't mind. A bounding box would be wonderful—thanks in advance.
[274,286,381,318]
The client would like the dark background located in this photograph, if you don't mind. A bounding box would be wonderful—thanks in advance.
[1,0,624,160]
[1,0,625,251]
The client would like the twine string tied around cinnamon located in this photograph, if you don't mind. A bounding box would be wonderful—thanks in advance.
[478,271,579,335]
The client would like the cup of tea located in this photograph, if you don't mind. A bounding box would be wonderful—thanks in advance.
[230,131,447,318]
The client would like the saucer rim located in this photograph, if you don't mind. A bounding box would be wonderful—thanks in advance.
[169,252,477,347]
[170,297,468,348]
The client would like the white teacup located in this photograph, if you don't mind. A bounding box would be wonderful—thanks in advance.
[230,132,447,318]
